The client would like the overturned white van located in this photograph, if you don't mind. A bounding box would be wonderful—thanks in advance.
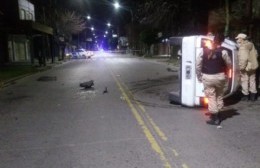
[168,35,240,107]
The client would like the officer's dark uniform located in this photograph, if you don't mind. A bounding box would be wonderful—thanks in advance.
[196,38,231,125]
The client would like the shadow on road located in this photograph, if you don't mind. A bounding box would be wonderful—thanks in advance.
[220,108,240,122]
[224,91,242,106]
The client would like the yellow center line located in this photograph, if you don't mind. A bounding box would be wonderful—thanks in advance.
[112,74,172,168]
[106,62,190,168]
[117,78,190,168]
[182,163,189,168]
[121,82,168,141]
[171,149,179,157]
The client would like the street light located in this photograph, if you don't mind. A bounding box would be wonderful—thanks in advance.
[114,2,120,9]
[113,2,133,23]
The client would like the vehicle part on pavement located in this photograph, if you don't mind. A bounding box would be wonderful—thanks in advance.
[80,80,94,89]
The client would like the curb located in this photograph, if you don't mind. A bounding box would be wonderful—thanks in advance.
[0,65,53,89]
[0,60,75,89]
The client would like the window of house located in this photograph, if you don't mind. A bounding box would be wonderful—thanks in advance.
[8,35,30,62]
[18,0,35,21]
[20,9,26,20]
[26,11,30,20]
[28,13,33,20]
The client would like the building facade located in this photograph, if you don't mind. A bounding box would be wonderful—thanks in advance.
[0,0,53,66]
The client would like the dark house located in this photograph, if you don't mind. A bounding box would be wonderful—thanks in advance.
[0,0,54,66]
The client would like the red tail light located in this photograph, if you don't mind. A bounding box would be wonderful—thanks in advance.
[200,97,208,107]
[203,97,208,104]
[228,69,232,78]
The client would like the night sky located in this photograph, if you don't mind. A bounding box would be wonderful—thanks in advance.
[51,0,137,49]
[33,0,222,35]
[55,0,132,35]
[31,0,224,46]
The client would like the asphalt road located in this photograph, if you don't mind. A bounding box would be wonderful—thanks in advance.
[0,52,259,168]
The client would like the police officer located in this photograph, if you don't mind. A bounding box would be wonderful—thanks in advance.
[196,34,232,125]
[235,33,258,101]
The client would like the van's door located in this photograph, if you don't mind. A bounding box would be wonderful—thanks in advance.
[222,39,240,97]
[194,36,213,106]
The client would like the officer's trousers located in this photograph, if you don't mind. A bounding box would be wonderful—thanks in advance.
[202,73,226,113]
[240,70,257,95]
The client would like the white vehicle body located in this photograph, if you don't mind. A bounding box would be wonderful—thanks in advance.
[76,49,94,58]
[169,35,240,107]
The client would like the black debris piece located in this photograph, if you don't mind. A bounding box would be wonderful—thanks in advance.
[103,87,108,94]
[80,80,94,89]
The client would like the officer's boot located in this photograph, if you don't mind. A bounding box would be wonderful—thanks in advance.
[241,94,249,101]
[249,93,257,101]
[206,113,221,125]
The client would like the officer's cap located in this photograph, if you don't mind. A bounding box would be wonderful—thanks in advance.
[235,33,247,39]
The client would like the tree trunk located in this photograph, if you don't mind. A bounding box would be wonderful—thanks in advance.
[61,45,65,60]
[224,0,230,37]
[245,0,253,36]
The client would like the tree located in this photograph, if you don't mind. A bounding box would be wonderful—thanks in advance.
[137,0,184,35]
[45,10,86,60]
[139,28,158,56]
[55,10,86,40]
[224,0,230,37]
[34,0,87,60]
[208,0,260,39]
[137,0,211,36]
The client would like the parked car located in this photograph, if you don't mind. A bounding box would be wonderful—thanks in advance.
[70,51,81,59]
[76,49,94,58]
[66,49,94,59]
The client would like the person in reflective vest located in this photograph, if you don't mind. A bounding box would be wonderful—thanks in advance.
[196,34,232,125]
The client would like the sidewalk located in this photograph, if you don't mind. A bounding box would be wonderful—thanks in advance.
[0,60,66,89]
[140,54,180,72]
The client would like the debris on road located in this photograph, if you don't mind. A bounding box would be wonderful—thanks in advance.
[79,80,94,89]
[103,87,108,94]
